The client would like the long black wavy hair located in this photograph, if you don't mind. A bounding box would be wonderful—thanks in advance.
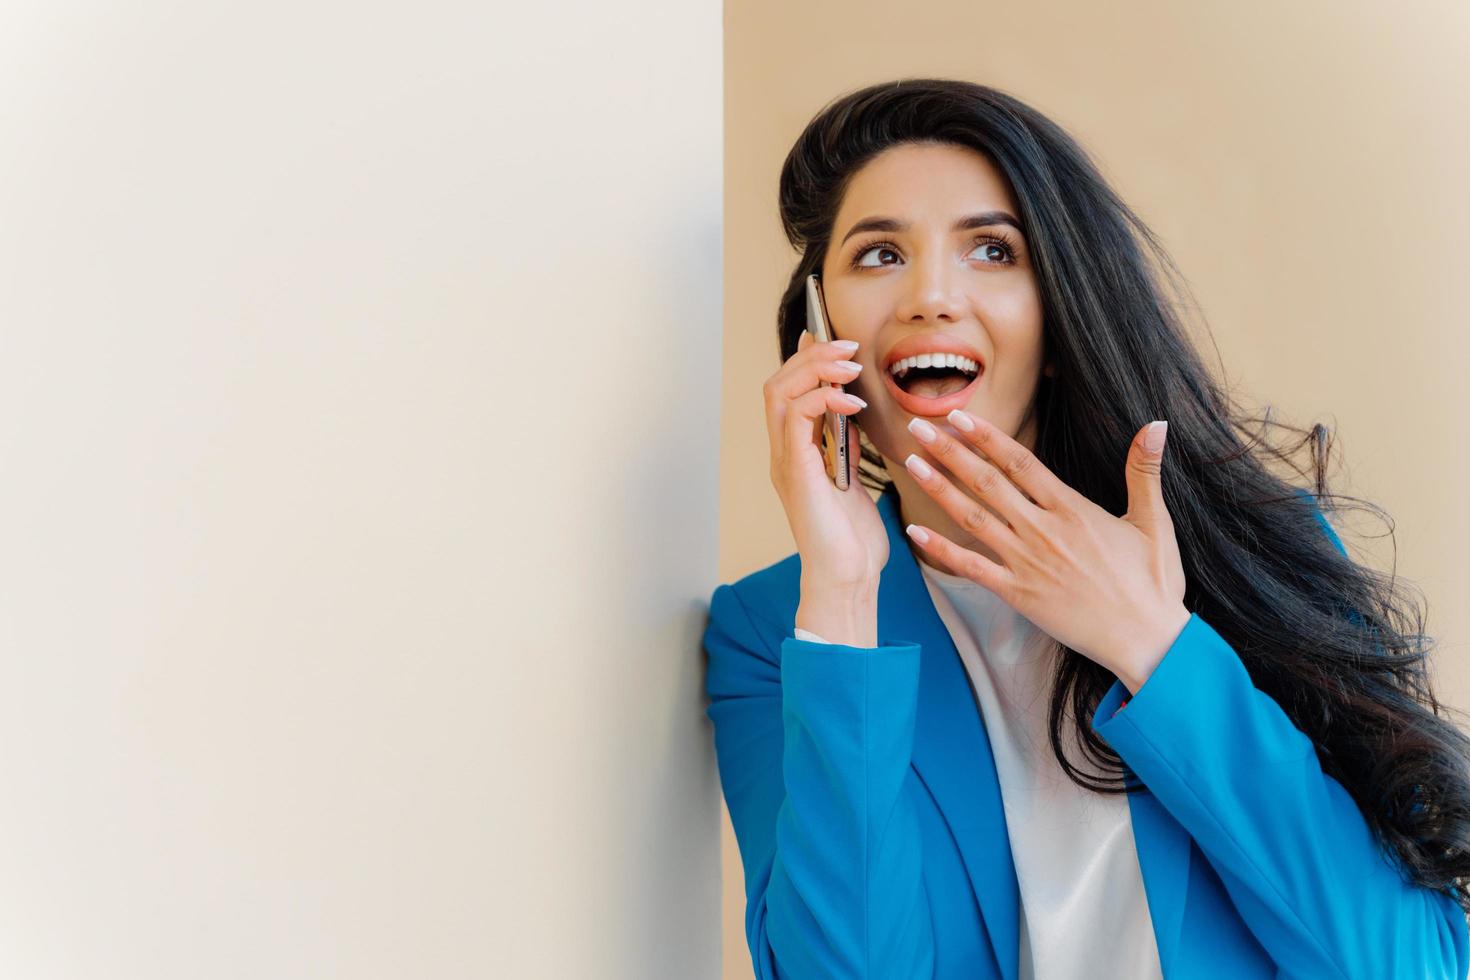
[772,77,1470,910]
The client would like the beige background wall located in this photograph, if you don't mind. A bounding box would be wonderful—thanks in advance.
[0,2,721,978]
[720,1,1470,976]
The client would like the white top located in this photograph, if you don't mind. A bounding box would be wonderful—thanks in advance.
[794,559,1163,979]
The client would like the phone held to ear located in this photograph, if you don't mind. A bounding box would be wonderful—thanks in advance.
[805,273,851,491]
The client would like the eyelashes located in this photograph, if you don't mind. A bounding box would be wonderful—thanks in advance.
[848,232,1022,270]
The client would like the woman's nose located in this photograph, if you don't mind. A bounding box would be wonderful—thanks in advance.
[898,264,967,323]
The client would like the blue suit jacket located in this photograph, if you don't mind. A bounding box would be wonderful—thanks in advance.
[703,482,1469,979]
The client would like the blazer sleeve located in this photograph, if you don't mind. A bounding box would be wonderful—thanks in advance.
[1089,504,1470,980]
[702,582,936,979]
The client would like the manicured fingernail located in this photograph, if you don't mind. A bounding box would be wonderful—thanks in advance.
[1145,420,1168,453]
[908,417,938,443]
[906,524,930,545]
[905,453,933,479]
[832,340,859,351]
[946,409,975,432]
[835,360,863,372]
[841,393,867,409]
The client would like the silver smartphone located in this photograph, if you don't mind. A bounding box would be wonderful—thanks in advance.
[805,273,851,490]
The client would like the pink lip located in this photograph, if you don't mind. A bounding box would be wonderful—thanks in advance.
[881,364,983,417]
[881,334,986,372]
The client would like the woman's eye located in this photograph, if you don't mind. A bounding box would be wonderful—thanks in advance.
[851,238,1015,269]
[971,240,1013,263]
[852,243,900,268]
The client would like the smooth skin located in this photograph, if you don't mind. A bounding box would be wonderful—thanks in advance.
[764,141,1189,690]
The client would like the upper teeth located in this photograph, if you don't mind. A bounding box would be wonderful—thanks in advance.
[889,353,980,377]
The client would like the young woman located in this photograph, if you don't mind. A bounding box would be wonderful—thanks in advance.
[703,78,1470,979]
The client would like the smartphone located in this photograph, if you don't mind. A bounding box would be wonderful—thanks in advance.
[805,273,851,490]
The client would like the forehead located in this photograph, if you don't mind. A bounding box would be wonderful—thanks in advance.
[834,142,1017,226]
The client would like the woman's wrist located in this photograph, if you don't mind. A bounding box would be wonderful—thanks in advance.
[795,578,880,647]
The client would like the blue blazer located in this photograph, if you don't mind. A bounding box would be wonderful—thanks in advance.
[703,482,1469,979]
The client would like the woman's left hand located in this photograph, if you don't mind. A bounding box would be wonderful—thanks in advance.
[903,409,1191,695]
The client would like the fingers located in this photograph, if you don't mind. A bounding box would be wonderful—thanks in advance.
[942,409,1072,512]
[904,441,1023,558]
[782,333,863,396]
[783,385,865,467]
[906,416,1036,534]
[763,332,865,459]
[903,520,1012,596]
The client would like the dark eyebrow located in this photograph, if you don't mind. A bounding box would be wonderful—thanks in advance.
[839,210,1024,246]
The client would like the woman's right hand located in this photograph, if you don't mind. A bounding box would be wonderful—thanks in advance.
[764,330,889,593]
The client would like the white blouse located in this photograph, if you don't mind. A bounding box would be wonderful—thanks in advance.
[794,558,1163,979]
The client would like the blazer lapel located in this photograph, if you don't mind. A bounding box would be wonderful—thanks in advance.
[874,484,1021,980]
[873,483,1192,979]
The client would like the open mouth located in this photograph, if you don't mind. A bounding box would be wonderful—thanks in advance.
[890,361,980,399]
[882,358,984,416]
